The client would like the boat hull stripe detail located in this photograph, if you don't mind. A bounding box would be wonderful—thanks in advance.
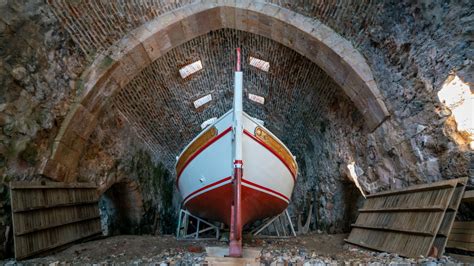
[176,126,217,177]
[243,130,296,182]
[182,176,232,204]
[177,126,233,184]
[241,178,290,202]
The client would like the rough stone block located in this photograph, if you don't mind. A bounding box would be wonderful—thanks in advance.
[109,61,131,89]
[212,0,237,6]
[206,7,223,31]
[312,43,346,86]
[282,23,298,48]
[166,22,186,49]
[193,10,214,35]
[242,10,262,34]
[351,60,374,84]
[311,23,334,42]
[108,36,151,88]
[220,6,236,28]
[171,7,190,21]
[299,33,321,62]
[64,170,79,183]
[189,2,218,15]
[142,33,162,62]
[66,104,97,140]
[233,0,252,9]
[260,3,280,17]
[248,1,267,14]
[270,19,287,46]
[59,129,86,154]
[366,79,386,101]
[39,159,67,182]
[321,33,349,55]
[253,11,272,38]
[273,6,296,24]
[234,7,250,32]
[154,11,178,29]
[50,141,82,171]
[79,55,117,96]
[149,29,173,58]
[81,62,118,110]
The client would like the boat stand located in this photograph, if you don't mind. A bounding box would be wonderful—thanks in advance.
[176,209,220,240]
[251,209,296,237]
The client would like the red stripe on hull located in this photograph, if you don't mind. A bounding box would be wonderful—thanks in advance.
[184,182,288,226]
[182,176,232,204]
[241,178,290,202]
[176,127,232,185]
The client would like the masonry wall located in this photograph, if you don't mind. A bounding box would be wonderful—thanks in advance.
[0,0,472,258]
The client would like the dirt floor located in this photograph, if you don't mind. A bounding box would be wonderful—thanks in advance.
[2,233,473,265]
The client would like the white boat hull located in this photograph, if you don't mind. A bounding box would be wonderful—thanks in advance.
[176,110,297,225]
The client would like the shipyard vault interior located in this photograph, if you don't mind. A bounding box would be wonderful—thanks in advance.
[0,0,473,263]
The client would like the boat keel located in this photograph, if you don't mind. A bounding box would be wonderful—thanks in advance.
[229,164,243,257]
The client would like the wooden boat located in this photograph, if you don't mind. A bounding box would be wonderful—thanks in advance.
[175,49,298,257]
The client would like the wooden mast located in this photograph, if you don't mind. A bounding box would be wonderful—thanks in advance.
[229,48,243,257]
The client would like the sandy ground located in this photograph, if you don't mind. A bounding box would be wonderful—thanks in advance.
[2,233,473,265]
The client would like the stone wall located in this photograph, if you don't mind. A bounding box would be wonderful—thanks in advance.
[0,0,85,258]
[77,103,178,235]
[0,1,472,258]
[354,0,473,187]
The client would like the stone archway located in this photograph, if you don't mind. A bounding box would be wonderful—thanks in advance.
[40,2,389,182]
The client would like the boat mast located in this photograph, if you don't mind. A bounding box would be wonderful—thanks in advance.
[229,48,243,257]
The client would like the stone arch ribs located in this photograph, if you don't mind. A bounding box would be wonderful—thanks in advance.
[41,1,389,182]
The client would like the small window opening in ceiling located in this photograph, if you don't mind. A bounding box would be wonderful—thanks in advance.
[248,93,265,104]
[179,60,203,79]
[249,56,270,72]
[193,94,212,109]
[200,117,217,129]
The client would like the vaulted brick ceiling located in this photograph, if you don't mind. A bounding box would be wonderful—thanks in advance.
[112,28,359,168]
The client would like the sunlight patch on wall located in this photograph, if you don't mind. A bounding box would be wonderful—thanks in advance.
[438,75,473,149]
[346,162,367,197]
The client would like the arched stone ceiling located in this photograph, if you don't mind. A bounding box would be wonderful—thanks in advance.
[41,2,389,182]
[113,28,354,167]
[48,0,378,57]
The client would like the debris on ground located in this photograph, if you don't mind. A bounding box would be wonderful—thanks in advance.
[0,233,469,265]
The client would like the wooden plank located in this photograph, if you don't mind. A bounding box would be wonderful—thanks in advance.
[13,200,98,213]
[16,215,101,236]
[449,233,474,243]
[358,207,445,213]
[433,182,467,254]
[10,181,97,189]
[365,184,454,198]
[351,224,435,236]
[11,182,102,260]
[366,177,467,198]
[452,221,474,229]
[11,188,98,212]
[462,190,474,202]
[450,228,474,235]
[345,239,387,254]
[347,177,467,258]
[15,222,102,260]
[446,240,474,251]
